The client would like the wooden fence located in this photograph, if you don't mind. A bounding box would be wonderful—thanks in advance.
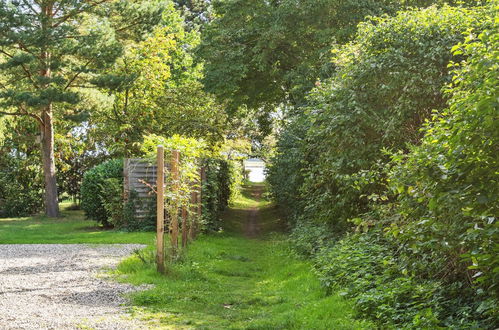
[124,148,203,274]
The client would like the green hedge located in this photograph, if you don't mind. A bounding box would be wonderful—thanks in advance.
[202,158,242,231]
[0,156,43,217]
[269,3,497,328]
[80,159,123,226]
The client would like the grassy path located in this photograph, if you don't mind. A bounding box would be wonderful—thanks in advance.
[116,184,372,329]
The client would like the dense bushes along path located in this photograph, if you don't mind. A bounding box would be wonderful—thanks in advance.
[116,184,372,329]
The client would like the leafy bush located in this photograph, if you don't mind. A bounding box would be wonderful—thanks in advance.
[0,119,44,217]
[100,178,125,228]
[289,219,332,257]
[296,5,486,231]
[80,159,123,226]
[385,13,499,323]
[312,230,493,328]
[141,134,243,232]
[0,156,43,217]
[202,158,242,230]
[269,3,498,328]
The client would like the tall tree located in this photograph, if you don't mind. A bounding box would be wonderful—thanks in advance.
[174,0,212,29]
[0,0,164,217]
[91,5,226,157]
[199,0,479,118]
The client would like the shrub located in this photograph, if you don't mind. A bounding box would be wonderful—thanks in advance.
[80,159,123,226]
[386,13,499,323]
[202,158,237,230]
[273,5,487,232]
[0,156,43,217]
[100,178,125,228]
[269,3,497,328]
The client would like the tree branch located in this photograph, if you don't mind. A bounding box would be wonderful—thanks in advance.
[0,49,40,88]
[65,60,92,90]
[52,0,113,28]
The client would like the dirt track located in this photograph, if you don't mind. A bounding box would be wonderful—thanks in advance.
[244,185,263,238]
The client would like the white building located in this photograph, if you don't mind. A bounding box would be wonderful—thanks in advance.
[243,158,266,182]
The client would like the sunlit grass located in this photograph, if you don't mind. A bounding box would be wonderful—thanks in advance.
[0,202,154,244]
[114,184,372,329]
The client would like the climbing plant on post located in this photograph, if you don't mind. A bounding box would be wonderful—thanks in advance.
[0,0,164,217]
[156,145,166,274]
[169,149,180,258]
[142,134,206,263]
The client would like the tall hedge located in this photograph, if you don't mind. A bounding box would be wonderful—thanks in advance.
[271,5,486,231]
[80,159,123,226]
[268,3,497,327]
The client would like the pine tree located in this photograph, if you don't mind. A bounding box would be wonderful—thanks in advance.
[0,0,164,217]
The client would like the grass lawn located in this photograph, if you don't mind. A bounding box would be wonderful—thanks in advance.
[114,185,373,329]
[0,202,154,244]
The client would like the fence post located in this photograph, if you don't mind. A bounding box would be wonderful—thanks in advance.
[195,167,205,237]
[181,205,188,248]
[170,150,180,257]
[156,145,165,274]
[188,189,197,241]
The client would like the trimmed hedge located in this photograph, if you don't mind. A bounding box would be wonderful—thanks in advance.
[80,159,123,226]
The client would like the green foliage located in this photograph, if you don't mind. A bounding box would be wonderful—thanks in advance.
[141,134,243,232]
[93,5,226,157]
[0,119,43,217]
[199,0,401,115]
[289,219,333,257]
[386,8,499,320]
[268,3,498,328]
[0,156,43,217]
[100,178,125,228]
[266,114,309,220]
[313,232,488,328]
[0,0,164,112]
[55,127,106,203]
[80,159,123,226]
[174,0,212,29]
[288,5,485,231]
[201,158,239,230]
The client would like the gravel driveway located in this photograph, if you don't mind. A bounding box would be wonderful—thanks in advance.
[0,244,149,329]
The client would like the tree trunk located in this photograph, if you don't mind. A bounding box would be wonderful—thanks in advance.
[40,105,59,217]
[39,3,58,217]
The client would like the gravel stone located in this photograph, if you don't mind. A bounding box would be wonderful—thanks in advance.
[0,244,150,329]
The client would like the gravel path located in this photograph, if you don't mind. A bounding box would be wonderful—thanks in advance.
[0,244,149,330]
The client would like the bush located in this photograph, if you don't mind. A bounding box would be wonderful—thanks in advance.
[385,14,499,323]
[202,158,242,230]
[312,231,490,328]
[270,5,487,232]
[0,156,43,217]
[80,159,123,226]
[269,3,497,328]
[100,178,125,228]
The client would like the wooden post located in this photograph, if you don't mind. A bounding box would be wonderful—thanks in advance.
[170,150,180,256]
[156,146,165,274]
[188,189,197,240]
[193,166,205,238]
[181,205,188,248]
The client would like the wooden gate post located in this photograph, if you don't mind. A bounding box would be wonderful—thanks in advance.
[156,145,165,274]
[188,189,197,240]
[181,205,188,248]
[170,150,180,256]
[195,166,205,237]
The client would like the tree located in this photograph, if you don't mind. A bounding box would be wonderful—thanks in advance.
[0,0,164,216]
[91,5,227,157]
[174,0,212,29]
[268,5,487,229]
